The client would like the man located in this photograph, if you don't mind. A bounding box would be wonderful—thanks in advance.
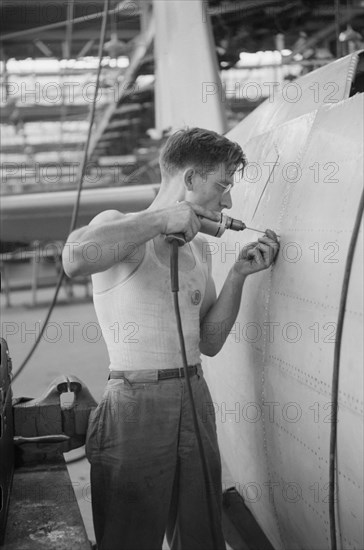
[62,127,279,550]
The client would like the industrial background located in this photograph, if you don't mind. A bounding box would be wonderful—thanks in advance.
[1,2,363,550]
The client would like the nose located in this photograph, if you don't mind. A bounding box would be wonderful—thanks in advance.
[221,191,232,210]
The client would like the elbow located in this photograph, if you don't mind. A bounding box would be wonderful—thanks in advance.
[63,264,83,279]
[62,253,83,279]
[200,342,221,357]
[62,238,89,278]
[199,325,223,356]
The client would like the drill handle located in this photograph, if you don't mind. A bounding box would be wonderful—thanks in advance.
[165,233,187,246]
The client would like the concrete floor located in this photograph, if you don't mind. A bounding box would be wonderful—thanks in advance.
[2,286,237,549]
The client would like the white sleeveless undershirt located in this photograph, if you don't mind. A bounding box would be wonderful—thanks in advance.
[92,237,209,371]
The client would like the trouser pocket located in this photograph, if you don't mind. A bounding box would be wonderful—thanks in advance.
[85,402,106,461]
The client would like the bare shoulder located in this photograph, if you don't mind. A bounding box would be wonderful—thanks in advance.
[89,210,146,291]
[89,209,125,226]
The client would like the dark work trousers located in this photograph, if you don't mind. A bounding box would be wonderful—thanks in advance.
[85,365,226,550]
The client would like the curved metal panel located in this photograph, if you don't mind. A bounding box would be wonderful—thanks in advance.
[204,92,363,550]
[228,51,362,147]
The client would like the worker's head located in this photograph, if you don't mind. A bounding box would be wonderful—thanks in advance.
[159,127,246,180]
[159,127,247,211]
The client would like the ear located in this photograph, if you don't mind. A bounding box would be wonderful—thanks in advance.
[183,168,195,190]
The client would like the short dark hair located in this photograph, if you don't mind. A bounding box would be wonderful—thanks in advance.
[159,127,247,178]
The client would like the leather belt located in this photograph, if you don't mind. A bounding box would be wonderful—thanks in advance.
[109,364,199,381]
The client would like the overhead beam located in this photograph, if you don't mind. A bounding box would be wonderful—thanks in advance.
[0,185,159,242]
[1,1,140,42]
[208,0,281,16]
[0,68,100,77]
[77,39,95,58]
[0,104,92,124]
[1,142,86,154]
[33,39,54,57]
[3,28,137,45]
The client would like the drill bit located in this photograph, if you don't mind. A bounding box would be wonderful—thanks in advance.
[244,226,266,234]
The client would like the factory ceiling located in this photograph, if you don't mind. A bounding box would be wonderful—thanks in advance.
[1,0,364,194]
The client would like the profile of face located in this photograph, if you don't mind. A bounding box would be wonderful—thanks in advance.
[183,162,237,212]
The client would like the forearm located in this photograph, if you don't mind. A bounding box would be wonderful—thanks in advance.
[63,210,164,277]
[200,268,246,356]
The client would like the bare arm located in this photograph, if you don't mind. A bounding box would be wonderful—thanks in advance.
[62,202,221,278]
[200,230,279,356]
[200,264,246,357]
[62,209,163,277]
